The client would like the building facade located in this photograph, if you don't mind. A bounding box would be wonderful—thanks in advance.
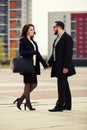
[0,0,32,59]
[0,1,87,66]
[48,12,87,66]
[71,13,87,59]
[0,0,8,57]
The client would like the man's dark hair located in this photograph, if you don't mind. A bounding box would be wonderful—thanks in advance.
[55,21,65,29]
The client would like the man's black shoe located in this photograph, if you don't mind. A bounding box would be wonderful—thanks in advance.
[63,105,71,110]
[48,107,63,112]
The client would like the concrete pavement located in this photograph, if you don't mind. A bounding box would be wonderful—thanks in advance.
[0,67,87,130]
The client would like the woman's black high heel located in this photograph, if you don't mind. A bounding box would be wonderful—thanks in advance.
[24,103,36,111]
[13,98,22,110]
[13,98,20,104]
[17,101,21,110]
[16,99,22,110]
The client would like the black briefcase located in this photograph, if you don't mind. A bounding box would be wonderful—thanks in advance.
[12,57,34,73]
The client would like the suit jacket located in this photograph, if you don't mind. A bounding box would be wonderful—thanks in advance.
[48,32,76,78]
[19,37,47,75]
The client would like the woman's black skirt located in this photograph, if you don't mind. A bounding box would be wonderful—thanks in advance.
[23,72,37,84]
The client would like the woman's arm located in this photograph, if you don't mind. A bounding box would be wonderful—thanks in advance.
[48,54,54,67]
[37,51,47,68]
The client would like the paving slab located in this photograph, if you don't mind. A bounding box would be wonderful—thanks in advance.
[0,67,87,130]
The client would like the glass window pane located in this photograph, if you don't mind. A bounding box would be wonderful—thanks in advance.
[16,11,21,18]
[16,20,21,28]
[71,23,76,30]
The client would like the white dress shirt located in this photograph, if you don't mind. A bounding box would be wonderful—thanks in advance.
[53,31,64,61]
[30,39,36,66]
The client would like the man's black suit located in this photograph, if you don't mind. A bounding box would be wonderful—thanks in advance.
[48,32,76,109]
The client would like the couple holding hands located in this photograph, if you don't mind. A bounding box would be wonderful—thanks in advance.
[14,21,76,112]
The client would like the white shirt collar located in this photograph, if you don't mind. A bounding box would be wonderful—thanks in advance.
[58,31,65,37]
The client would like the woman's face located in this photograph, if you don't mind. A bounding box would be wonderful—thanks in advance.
[27,26,35,37]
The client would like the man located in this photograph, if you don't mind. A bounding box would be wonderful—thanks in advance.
[48,21,76,112]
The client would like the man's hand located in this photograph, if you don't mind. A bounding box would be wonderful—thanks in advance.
[63,68,68,74]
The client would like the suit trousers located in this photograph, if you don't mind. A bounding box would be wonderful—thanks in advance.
[57,77,71,109]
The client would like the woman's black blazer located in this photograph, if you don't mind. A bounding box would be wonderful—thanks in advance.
[19,37,47,75]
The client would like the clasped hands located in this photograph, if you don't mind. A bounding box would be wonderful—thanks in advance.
[45,63,68,74]
[44,63,49,69]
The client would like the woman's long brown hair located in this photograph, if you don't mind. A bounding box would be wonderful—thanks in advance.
[20,24,36,38]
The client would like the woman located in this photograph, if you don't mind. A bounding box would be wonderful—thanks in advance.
[14,24,47,110]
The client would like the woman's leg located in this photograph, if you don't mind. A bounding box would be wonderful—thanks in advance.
[24,83,35,110]
[16,84,29,110]
[16,93,25,110]
[30,83,37,92]
[24,83,31,104]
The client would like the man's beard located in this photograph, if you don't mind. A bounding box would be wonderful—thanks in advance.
[54,30,58,35]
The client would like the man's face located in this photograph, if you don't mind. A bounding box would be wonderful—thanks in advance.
[53,23,58,35]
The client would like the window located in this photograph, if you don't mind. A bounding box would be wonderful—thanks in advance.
[85,46,87,48]
[80,50,83,53]
[79,41,83,44]
[85,27,87,30]
[0,16,8,24]
[79,27,83,30]
[0,6,8,13]
[10,11,16,18]
[85,36,87,39]
[85,22,87,25]
[16,1,21,8]
[85,32,87,34]
[71,18,77,21]
[79,32,83,35]
[0,36,8,43]
[0,26,7,33]
[85,41,87,44]
[10,1,21,9]
[71,23,76,30]
[10,39,19,58]
[73,50,76,57]
[85,18,87,21]
[16,11,21,18]
[10,21,16,28]
[79,36,83,39]
[79,22,83,26]
[71,32,76,38]
[10,40,17,48]
[0,0,6,4]
[16,30,20,37]
[10,20,21,28]
[10,30,20,38]
[10,1,16,8]
[79,55,83,58]
[10,30,16,38]
[79,18,83,21]
[16,20,21,28]
[10,10,21,18]
[79,46,82,48]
